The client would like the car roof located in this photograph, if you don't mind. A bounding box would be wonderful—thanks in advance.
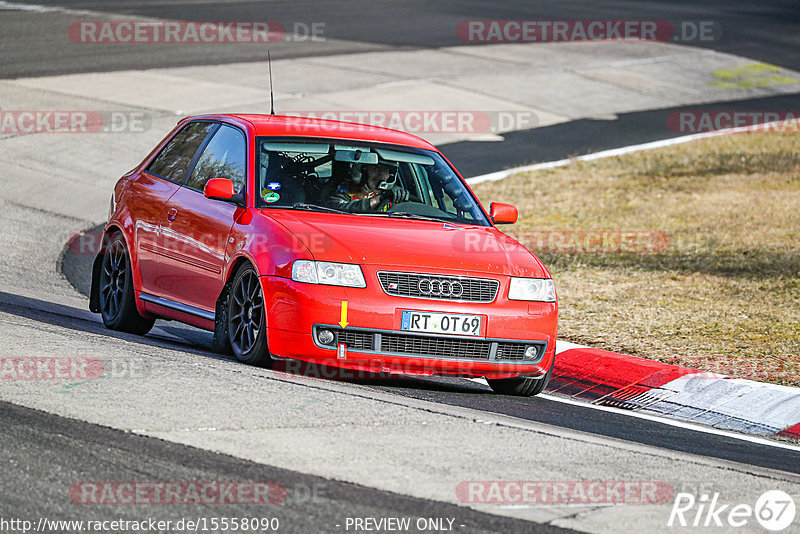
[190,114,438,151]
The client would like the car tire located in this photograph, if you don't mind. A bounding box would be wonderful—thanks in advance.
[226,264,272,367]
[487,356,554,397]
[98,233,155,335]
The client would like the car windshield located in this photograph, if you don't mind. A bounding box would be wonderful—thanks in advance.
[255,138,491,226]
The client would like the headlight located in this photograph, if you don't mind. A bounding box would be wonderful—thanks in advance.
[291,260,366,288]
[508,278,556,302]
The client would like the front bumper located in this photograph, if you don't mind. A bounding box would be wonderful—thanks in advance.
[262,273,557,379]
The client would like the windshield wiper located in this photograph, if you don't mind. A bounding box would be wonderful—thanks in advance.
[384,211,449,222]
[291,203,348,214]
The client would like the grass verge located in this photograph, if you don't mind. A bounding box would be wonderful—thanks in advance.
[473,130,799,387]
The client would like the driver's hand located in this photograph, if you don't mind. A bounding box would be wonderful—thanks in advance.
[384,188,409,204]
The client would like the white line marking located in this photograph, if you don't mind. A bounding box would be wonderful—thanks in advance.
[0,1,55,11]
[466,119,800,184]
[465,377,487,385]
[554,340,588,354]
[539,392,800,452]
[0,0,96,15]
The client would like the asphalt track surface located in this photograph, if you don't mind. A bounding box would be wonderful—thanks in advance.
[4,0,799,175]
[3,1,800,531]
[3,0,800,77]
[0,400,571,534]
[53,253,800,474]
[367,376,800,475]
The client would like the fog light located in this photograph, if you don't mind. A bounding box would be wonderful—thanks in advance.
[317,329,335,346]
[524,346,539,360]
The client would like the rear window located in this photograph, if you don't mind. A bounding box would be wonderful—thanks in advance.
[146,122,216,183]
[186,125,246,193]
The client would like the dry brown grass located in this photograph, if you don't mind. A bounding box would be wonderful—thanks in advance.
[473,130,800,386]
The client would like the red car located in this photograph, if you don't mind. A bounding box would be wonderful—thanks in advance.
[90,114,558,396]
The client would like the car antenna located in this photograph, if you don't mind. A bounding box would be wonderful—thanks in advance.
[268,50,275,115]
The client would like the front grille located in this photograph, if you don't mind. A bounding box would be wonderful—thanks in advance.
[380,332,491,359]
[336,330,373,350]
[377,271,499,302]
[317,325,545,364]
[495,342,529,361]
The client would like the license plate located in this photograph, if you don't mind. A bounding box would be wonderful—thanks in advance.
[401,310,482,337]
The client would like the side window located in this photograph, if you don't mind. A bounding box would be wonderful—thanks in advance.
[186,125,247,194]
[146,122,216,183]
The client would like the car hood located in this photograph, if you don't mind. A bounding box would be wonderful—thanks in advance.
[263,210,548,278]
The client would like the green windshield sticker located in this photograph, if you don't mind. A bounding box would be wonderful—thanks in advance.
[263,191,280,203]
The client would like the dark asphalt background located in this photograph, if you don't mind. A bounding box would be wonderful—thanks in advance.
[3,1,800,531]
[2,0,799,78]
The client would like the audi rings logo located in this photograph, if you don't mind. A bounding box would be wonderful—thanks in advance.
[418,278,464,298]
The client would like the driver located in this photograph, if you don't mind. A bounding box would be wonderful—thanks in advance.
[328,162,409,212]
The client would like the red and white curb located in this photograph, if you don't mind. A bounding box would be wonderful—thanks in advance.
[549,340,800,440]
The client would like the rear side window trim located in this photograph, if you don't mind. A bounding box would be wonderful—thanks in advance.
[182,123,248,197]
[144,121,220,185]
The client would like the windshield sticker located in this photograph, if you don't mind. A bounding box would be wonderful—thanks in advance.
[262,191,280,203]
[266,181,281,191]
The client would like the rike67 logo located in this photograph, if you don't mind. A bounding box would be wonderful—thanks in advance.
[669,490,796,531]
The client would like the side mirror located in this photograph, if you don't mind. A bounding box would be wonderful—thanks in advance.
[204,178,243,207]
[489,202,518,225]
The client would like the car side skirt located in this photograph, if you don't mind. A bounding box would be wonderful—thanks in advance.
[138,292,216,330]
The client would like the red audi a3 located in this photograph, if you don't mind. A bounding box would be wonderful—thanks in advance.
[90,114,558,396]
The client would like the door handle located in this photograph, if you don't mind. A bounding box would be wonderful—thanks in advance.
[167,208,178,222]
